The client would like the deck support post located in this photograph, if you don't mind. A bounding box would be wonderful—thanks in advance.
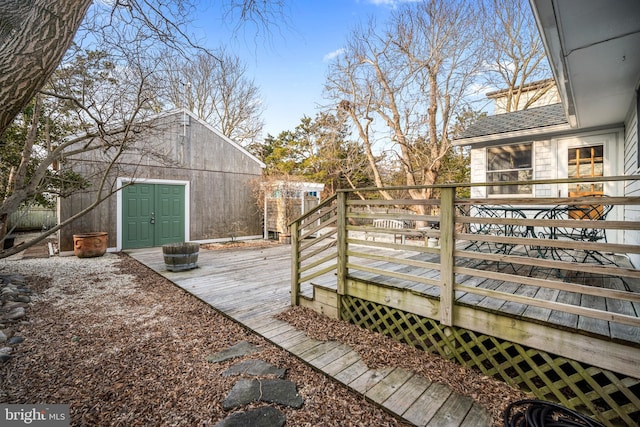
[290,220,300,306]
[440,187,455,326]
[336,192,347,316]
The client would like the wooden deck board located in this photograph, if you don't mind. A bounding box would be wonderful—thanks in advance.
[321,350,362,376]
[459,403,494,427]
[578,293,610,337]
[286,337,324,355]
[333,358,371,385]
[523,286,559,322]
[548,290,580,328]
[428,393,475,427]
[264,326,306,343]
[297,340,343,360]
[306,343,353,369]
[349,366,395,394]
[474,279,510,311]
[260,323,296,339]
[381,374,433,416]
[273,330,310,349]
[403,382,453,426]
[501,282,538,316]
[608,279,640,343]
[365,367,414,405]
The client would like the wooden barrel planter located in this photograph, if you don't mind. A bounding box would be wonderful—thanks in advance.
[73,232,108,258]
[162,242,199,271]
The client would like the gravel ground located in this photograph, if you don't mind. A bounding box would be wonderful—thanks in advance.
[0,247,526,425]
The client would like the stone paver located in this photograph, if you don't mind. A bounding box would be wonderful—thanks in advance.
[213,406,285,427]
[206,341,261,363]
[222,359,286,378]
[222,378,303,410]
[211,342,304,425]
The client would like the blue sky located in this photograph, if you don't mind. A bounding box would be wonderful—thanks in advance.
[194,0,399,138]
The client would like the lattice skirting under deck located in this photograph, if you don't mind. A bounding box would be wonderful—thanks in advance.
[339,295,639,427]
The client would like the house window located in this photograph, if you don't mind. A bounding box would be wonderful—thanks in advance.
[486,143,533,195]
[568,145,604,196]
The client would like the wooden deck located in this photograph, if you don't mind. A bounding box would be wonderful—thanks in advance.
[128,244,493,427]
[334,242,640,346]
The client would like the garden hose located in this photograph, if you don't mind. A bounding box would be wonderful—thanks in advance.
[504,399,605,427]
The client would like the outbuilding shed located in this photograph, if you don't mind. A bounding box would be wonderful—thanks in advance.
[262,180,324,240]
[58,109,265,253]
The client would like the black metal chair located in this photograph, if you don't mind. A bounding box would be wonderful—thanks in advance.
[532,202,613,264]
[465,205,530,272]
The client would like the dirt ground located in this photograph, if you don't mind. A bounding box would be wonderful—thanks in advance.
[0,246,525,426]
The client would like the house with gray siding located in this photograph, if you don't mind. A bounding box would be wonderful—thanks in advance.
[58,109,265,254]
[454,0,640,265]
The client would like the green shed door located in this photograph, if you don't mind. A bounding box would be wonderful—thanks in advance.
[122,183,185,249]
[156,184,185,246]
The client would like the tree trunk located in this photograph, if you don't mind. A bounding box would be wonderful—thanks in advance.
[0,0,92,137]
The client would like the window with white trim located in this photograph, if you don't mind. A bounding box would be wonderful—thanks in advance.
[486,143,533,195]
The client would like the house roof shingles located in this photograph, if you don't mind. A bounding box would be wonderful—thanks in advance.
[458,103,568,140]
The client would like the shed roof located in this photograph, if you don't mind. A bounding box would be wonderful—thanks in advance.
[454,103,571,146]
[485,78,556,100]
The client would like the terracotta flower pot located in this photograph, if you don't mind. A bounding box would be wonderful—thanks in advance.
[73,232,108,258]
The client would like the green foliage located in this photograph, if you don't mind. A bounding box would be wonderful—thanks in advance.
[2,48,137,208]
[0,93,90,209]
[436,145,470,198]
[252,113,373,194]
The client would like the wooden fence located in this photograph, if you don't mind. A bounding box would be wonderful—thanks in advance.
[8,207,57,232]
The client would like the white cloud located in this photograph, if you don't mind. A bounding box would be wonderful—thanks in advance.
[323,48,346,62]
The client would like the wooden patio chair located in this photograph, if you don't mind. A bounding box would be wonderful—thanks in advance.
[365,219,406,244]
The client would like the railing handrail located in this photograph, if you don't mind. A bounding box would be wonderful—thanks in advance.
[336,174,640,193]
[289,193,337,226]
[292,176,639,337]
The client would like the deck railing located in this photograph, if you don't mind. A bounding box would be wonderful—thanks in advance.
[290,176,640,426]
[291,176,640,337]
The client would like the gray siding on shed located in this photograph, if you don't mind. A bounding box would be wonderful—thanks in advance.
[58,110,264,252]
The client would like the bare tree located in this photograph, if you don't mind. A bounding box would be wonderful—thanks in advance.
[161,49,265,147]
[483,0,553,111]
[0,0,92,138]
[0,43,166,258]
[324,0,485,209]
[0,0,286,257]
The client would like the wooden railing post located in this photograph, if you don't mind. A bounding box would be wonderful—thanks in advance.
[290,220,300,306]
[439,187,455,326]
[336,192,347,303]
